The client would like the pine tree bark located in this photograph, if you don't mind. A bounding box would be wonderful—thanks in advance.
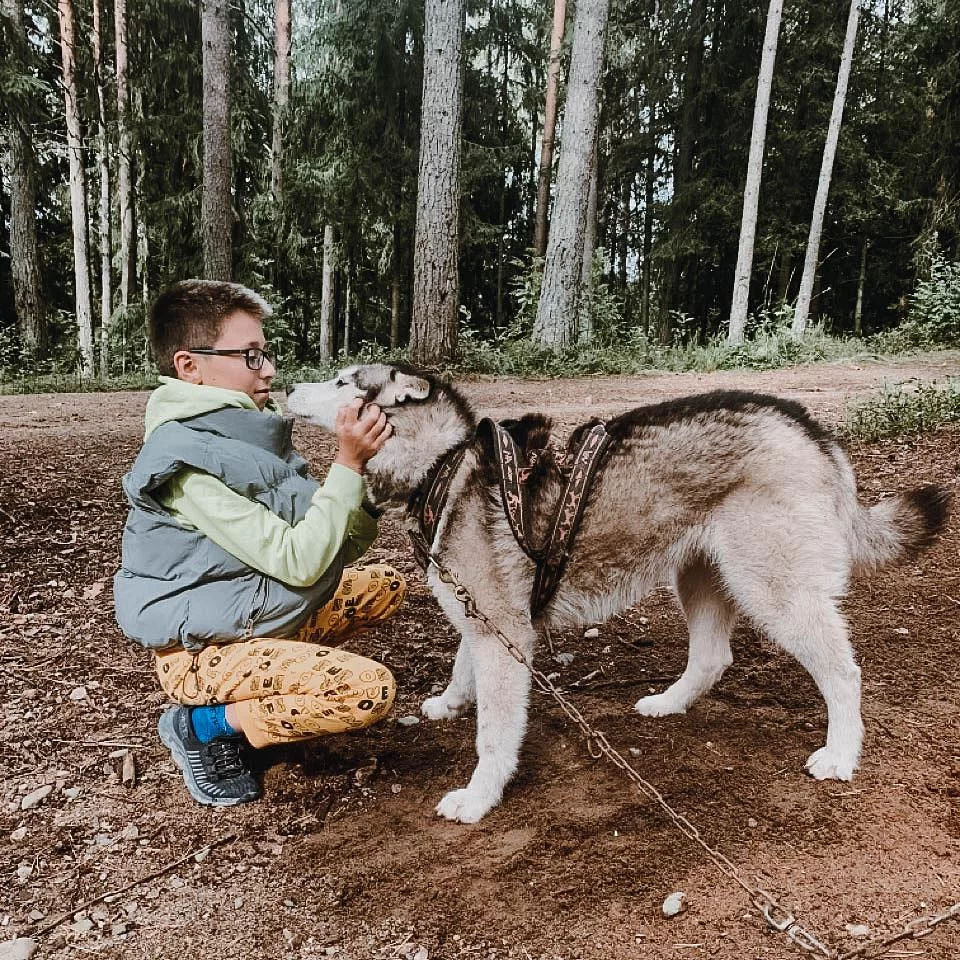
[202,0,233,280]
[640,13,658,337]
[320,224,335,359]
[1,0,46,353]
[579,137,598,342]
[533,0,567,259]
[57,0,94,376]
[271,0,291,202]
[727,0,784,344]
[793,0,861,338]
[410,0,467,365]
[115,0,135,326]
[93,0,112,375]
[533,0,610,348]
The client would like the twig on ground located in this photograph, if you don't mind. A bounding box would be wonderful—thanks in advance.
[31,832,238,938]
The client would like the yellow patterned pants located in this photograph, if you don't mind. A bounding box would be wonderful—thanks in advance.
[155,562,404,747]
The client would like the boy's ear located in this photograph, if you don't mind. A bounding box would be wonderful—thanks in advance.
[173,350,203,383]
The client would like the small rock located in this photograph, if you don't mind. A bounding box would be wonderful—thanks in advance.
[628,747,641,758]
[16,865,32,881]
[283,899,295,908]
[21,689,39,701]
[893,627,909,636]
[168,877,185,889]
[555,652,575,666]
[662,892,686,918]
[62,787,81,799]
[397,715,420,727]
[0,938,39,960]
[391,784,402,794]
[145,887,161,900]
[69,686,88,701]
[638,616,649,625]
[844,923,870,938]
[411,948,429,960]
[94,834,113,846]
[20,786,53,811]
[193,848,209,863]
[70,918,94,935]
[120,824,139,841]
[27,911,45,922]
[582,627,599,639]
[234,897,244,909]
[747,818,758,829]
[10,827,27,842]
[111,924,128,937]
[122,901,139,917]
[90,908,108,923]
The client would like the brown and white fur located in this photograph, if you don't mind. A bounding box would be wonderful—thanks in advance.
[287,364,950,823]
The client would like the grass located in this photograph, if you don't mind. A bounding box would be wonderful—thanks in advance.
[843,378,960,442]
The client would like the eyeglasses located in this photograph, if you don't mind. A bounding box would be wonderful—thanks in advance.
[189,343,278,370]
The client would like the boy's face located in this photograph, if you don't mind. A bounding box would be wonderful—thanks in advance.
[173,310,276,410]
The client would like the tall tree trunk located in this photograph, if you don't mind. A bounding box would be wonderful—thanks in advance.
[640,10,658,337]
[656,0,706,345]
[343,264,352,355]
[320,223,335,359]
[532,0,610,348]
[57,0,94,376]
[115,0,135,330]
[410,0,467,365]
[202,0,233,279]
[271,0,291,202]
[727,0,784,344]
[533,0,567,259]
[793,0,861,338]
[777,247,793,305]
[93,0,112,375]
[853,238,868,336]
[1,0,46,353]
[579,136,598,342]
[496,44,510,331]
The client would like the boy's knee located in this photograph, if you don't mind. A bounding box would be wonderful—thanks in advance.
[355,664,396,728]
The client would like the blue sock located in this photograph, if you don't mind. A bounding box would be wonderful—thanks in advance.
[189,704,237,742]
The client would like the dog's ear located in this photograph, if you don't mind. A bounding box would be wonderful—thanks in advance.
[383,369,431,405]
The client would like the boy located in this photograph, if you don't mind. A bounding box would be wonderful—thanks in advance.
[114,279,403,806]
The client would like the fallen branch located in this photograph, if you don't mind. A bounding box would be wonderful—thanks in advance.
[31,832,238,938]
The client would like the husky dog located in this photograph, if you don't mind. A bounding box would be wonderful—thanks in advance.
[287,364,949,823]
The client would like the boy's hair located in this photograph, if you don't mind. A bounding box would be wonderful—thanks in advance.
[149,279,273,376]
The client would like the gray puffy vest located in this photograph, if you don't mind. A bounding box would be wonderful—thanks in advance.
[113,407,346,651]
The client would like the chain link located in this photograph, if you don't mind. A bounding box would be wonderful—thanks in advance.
[414,533,960,960]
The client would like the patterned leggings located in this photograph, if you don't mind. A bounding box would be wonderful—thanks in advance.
[155,562,404,747]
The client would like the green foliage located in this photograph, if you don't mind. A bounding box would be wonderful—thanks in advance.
[906,257,960,342]
[843,378,960,442]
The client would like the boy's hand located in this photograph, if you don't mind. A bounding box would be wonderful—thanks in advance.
[334,399,392,474]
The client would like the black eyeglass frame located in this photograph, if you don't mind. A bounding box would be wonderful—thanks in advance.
[188,344,278,370]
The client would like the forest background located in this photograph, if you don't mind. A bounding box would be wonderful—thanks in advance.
[1,0,959,384]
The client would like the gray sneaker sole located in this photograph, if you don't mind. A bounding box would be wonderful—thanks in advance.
[157,707,248,807]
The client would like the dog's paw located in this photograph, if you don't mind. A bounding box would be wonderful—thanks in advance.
[634,691,688,717]
[435,787,497,823]
[421,695,465,721]
[805,746,857,781]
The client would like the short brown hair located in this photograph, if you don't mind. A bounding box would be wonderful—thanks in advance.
[149,279,272,376]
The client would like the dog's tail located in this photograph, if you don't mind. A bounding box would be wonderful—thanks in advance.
[850,485,951,574]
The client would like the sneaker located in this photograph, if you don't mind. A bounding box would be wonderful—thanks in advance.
[158,705,261,806]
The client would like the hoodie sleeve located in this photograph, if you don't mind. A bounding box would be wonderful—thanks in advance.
[157,464,379,588]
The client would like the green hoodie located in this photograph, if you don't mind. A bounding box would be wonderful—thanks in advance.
[148,377,377,588]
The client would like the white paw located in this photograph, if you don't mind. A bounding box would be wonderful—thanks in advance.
[805,746,857,781]
[421,695,465,721]
[435,787,497,823]
[634,691,688,717]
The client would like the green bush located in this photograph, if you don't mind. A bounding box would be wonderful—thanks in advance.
[843,378,960,442]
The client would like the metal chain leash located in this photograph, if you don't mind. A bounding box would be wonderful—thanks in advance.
[414,535,960,960]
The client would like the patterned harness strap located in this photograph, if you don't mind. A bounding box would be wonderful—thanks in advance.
[410,418,613,619]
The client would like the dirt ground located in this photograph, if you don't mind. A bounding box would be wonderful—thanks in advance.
[2,351,959,960]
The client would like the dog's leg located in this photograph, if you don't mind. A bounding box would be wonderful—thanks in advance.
[731,580,862,781]
[435,622,534,824]
[422,637,475,720]
[635,557,737,717]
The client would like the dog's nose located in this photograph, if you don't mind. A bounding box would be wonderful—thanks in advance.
[285,383,296,396]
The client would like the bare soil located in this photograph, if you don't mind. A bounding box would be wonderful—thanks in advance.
[2,352,959,960]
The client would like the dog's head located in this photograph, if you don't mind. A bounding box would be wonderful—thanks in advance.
[285,363,435,429]
[286,363,475,505]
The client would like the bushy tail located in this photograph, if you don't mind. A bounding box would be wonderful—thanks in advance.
[851,485,951,574]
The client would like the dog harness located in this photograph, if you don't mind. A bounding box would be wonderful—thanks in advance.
[409,418,613,617]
